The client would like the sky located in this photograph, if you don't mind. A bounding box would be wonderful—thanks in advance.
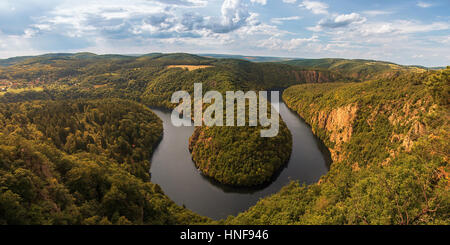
[0,0,449,66]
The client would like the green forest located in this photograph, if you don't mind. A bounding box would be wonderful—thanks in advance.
[0,99,207,224]
[224,68,449,224]
[189,115,292,186]
[0,53,448,225]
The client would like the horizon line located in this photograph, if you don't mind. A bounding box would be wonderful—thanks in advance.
[0,51,447,68]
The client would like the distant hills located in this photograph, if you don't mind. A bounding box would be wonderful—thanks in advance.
[0,52,133,66]
[198,53,295,62]
[280,58,428,80]
[0,52,436,88]
[280,58,426,71]
[0,52,443,71]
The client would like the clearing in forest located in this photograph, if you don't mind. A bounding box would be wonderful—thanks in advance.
[167,65,213,71]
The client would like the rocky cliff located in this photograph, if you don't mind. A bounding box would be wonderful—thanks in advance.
[225,70,448,225]
[290,70,343,83]
[313,103,359,162]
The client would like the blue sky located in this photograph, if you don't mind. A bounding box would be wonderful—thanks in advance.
[0,0,449,66]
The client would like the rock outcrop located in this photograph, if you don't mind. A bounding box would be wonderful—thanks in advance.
[291,70,341,83]
[312,104,359,161]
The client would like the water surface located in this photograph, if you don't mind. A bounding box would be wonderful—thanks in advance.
[149,96,331,220]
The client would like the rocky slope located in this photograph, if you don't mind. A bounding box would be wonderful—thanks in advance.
[224,69,449,224]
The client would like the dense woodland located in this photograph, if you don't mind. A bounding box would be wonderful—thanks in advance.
[282,58,427,81]
[224,68,449,224]
[0,99,207,224]
[0,53,448,224]
[189,114,292,186]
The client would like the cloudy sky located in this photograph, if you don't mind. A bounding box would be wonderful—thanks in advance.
[0,0,449,66]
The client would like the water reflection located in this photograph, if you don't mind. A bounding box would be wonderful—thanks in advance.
[149,93,331,219]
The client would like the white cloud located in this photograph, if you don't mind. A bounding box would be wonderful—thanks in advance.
[0,0,448,67]
[330,13,365,26]
[299,0,328,15]
[258,35,318,50]
[23,28,37,38]
[417,1,433,8]
[270,16,302,24]
[302,13,450,66]
[30,0,256,41]
[434,35,450,44]
[250,0,267,5]
[357,20,449,36]
[151,0,208,7]
[0,31,40,57]
[289,35,319,47]
[309,13,366,31]
[236,21,289,37]
[215,0,251,33]
[362,10,394,16]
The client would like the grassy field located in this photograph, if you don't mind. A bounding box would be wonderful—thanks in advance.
[0,86,44,96]
[167,65,213,71]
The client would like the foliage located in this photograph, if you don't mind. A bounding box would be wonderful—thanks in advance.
[1,53,447,225]
[282,58,427,81]
[0,99,208,224]
[225,69,449,224]
[189,116,292,187]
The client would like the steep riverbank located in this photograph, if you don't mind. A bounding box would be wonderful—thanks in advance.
[149,98,330,219]
[225,70,449,225]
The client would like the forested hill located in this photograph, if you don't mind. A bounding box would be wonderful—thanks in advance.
[0,99,208,224]
[0,52,447,225]
[0,52,345,106]
[0,53,429,104]
[0,52,340,223]
[281,58,427,81]
[189,112,293,187]
[225,68,449,225]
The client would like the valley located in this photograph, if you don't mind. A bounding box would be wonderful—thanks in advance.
[0,53,448,225]
[149,96,330,219]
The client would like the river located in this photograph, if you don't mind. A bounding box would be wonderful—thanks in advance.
[149,95,331,220]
